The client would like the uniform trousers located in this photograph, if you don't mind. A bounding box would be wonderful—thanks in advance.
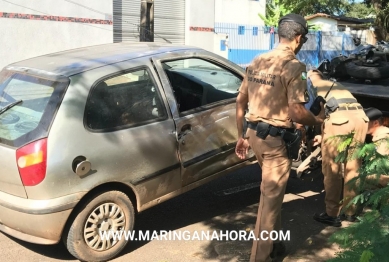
[247,128,291,262]
[321,108,368,217]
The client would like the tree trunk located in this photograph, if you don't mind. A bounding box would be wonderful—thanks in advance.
[371,0,387,41]
[371,0,382,11]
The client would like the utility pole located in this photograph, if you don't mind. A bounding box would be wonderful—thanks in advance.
[140,0,154,42]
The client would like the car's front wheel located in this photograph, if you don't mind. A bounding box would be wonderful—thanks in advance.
[63,190,135,262]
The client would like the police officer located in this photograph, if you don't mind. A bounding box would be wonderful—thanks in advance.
[364,107,389,187]
[309,70,369,225]
[235,14,325,262]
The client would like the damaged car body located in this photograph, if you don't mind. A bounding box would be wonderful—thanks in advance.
[0,43,256,261]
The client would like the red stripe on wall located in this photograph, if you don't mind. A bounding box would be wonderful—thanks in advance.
[0,12,113,25]
[190,26,214,32]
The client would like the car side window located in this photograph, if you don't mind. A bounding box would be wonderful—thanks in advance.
[162,58,242,113]
[85,68,167,131]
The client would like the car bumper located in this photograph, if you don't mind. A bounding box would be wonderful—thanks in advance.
[0,190,85,244]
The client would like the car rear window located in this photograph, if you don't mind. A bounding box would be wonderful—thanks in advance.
[0,69,69,147]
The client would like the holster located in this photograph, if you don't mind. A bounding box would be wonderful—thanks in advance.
[249,121,302,159]
[281,129,303,160]
[252,122,282,139]
[325,97,339,115]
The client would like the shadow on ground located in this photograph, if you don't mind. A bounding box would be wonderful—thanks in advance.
[7,164,339,262]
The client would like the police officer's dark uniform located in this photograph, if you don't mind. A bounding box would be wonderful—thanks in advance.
[238,14,311,262]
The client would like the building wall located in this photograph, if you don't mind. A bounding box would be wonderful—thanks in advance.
[185,0,216,53]
[0,0,113,70]
[214,0,266,65]
[214,0,265,24]
[185,0,266,61]
[308,17,338,32]
[0,0,266,70]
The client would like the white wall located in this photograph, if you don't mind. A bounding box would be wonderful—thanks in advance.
[185,0,266,59]
[0,0,113,70]
[308,17,338,32]
[215,0,265,25]
[185,0,216,53]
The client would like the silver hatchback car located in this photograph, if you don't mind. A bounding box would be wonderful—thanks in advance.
[0,43,255,261]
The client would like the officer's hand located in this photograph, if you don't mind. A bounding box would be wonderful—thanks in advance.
[235,138,250,159]
[318,102,326,120]
[312,135,322,146]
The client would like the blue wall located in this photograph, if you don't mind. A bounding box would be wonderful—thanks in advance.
[217,23,358,69]
[228,49,354,68]
[228,49,269,66]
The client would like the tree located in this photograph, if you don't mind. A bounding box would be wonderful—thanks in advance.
[281,0,350,16]
[364,0,389,40]
[364,0,388,10]
[327,134,389,262]
[258,0,292,27]
[346,3,375,18]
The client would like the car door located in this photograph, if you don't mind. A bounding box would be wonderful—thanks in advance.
[151,50,247,186]
[78,65,181,206]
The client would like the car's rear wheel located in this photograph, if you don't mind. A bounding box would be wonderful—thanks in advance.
[63,191,135,262]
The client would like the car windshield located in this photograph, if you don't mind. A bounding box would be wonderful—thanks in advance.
[0,69,69,147]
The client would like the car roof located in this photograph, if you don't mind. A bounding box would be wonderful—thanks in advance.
[7,42,201,77]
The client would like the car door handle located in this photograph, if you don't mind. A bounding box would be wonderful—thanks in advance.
[178,124,192,140]
[181,124,192,132]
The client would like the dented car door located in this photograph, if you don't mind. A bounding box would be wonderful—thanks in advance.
[151,50,248,186]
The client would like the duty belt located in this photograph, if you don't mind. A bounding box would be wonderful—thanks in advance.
[337,105,363,111]
[247,121,295,140]
[247,121,303,159]
[326,97,363,115]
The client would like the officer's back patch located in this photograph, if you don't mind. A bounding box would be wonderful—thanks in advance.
[301,72,307,80]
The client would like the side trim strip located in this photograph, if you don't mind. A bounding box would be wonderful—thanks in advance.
[183,143,237,168]
[131,163,181,186]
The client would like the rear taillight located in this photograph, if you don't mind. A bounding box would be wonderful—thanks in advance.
[16,138,47,186]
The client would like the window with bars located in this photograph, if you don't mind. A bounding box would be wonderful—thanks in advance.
[238,26,245,35]
[253,27,258,36]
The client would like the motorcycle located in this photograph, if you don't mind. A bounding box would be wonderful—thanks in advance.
[321,44,389,81]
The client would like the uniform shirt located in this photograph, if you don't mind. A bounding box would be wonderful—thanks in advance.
[239,44,309,128]
[372,126,389,155]
[309,78,356,102]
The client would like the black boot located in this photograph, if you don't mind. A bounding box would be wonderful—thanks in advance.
[270,241,286,259]
[340,213,357,222]
[313,212,342,227]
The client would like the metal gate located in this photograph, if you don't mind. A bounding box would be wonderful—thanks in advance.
[113,0,141,43]
[113,0,185,44]
[154,0,185,44]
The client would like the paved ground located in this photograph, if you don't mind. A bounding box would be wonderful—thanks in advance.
[0,164,345,262]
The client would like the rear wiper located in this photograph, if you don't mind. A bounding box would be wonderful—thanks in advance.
[0,100,23,115]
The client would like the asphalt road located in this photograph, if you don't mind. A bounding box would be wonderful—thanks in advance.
[0,164,329,262]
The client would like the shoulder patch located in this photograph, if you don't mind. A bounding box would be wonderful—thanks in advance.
[301,72,307,80]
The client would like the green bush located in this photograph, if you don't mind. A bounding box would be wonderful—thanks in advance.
[327,134,389,262]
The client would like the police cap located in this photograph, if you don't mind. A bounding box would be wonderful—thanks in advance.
[278,13,308,34]
[364,107,383,121]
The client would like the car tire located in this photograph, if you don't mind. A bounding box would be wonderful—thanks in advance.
[345,60,389,80]
[63,191,135,262]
